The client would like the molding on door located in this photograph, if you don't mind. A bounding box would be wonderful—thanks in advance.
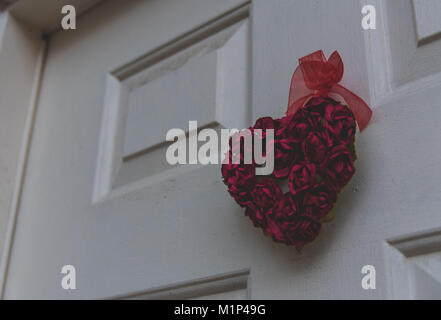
[110,269,250,300]
[92,2,251,203]
[113,2,250,80]
[0,0,103,300]
[384,227,441,299]
[363,0,441,107]
[0,35,48,300]
[388,228,441,257]
[0,0,252,299]
[361,0,393,105]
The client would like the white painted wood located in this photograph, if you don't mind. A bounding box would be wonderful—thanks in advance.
[386,229,441,299]
[124,51,218,156]
[122,19,248,157]
[3,0,253,299]
[93,5,249,203]
[412,253,441,286]
[384,0,441,85]
[412,0,441,43]
[4,0,441,300]
[0,12,43,296]
[388,228,441,257]
[410,263,441,300]
[116,269,249,300]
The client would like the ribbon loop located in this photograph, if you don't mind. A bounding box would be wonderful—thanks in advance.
[287,50,372,132]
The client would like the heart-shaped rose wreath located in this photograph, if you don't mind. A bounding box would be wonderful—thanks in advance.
[221,50,372,249]
[222,96,357,248]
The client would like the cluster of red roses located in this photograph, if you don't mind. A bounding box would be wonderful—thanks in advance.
[221,96,357,248]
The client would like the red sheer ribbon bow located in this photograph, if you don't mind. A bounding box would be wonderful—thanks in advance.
[286,50,372,132]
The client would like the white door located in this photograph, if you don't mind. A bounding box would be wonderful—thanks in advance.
[3,0,441,299]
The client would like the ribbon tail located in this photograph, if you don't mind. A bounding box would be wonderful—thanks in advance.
[286,94,314,116]
[287,60,318,116]
[331,84,372,132]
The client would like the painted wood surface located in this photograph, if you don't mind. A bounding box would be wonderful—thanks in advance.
[2,0,441,299]
[412,0,441,43]
[0,12,42,283]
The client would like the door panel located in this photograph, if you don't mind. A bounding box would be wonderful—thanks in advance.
[5,0,441,299]
[386,0,441,84]
[5,0,252,299]
[95,8,249,200]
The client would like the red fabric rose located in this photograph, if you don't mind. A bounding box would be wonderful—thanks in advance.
[265,193,300,243]
[265,218,287,244]
[324,101,353,122]
[229,129,254,164]
[283,217,322,248]
[302,96,327,119]
[273,193,299,220]
[245,205,267,229]
[253,117,278,143]
[303,95,336,112]
[302,131,328,165]
[272,139,300,178]
[325,103,356,145]
[266,193,322,247]
[303,182,337,222]
[325,145,355,191]
[289,162,317,194]
[227,179,254,207]
[254,117,278,131]
[277,111,316,142]
[221,151,255,186]
[251,177,283,213]
[222,150,256,207]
